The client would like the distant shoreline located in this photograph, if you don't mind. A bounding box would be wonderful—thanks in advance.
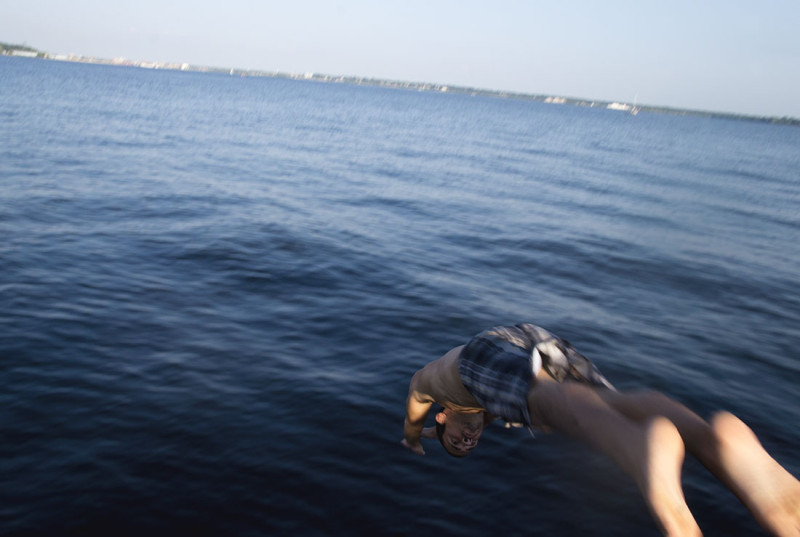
[2,41,798,127]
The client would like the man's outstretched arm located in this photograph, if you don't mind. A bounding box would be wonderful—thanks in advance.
[402,370,434,455]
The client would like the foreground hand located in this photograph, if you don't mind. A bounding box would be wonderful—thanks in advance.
[401,438,426,456]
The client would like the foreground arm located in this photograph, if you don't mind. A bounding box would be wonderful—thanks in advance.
[402,370,434,455]
[402,346,475,455]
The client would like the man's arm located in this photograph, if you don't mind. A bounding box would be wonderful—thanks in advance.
[402,370,433,455]
[401,346,468,455]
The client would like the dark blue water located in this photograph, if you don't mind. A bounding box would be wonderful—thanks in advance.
[2,55,799,536]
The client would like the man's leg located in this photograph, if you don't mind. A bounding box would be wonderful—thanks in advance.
[598,389,800,537]
[527,378,702,537]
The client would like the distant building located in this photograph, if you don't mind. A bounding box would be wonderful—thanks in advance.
[11,50,38,58]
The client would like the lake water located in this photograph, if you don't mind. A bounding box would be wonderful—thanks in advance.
[1,55,799,536]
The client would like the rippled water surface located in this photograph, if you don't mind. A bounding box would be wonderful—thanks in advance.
[2,56,799,536]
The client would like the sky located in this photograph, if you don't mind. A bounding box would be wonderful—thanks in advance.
[2,0,799,118]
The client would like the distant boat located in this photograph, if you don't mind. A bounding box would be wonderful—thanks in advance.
[607,102,633,112]
[607,99,640,115]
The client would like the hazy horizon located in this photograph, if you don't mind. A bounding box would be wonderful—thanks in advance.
[2,0,799,118]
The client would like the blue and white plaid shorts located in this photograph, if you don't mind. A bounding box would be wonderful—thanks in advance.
[458,324,615,426]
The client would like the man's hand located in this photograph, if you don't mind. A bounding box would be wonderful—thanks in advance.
[401,438,426,456]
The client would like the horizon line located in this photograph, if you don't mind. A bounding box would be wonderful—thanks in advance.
[2,41,798,126]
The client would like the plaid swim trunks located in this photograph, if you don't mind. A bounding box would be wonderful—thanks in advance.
[458,323,615,426]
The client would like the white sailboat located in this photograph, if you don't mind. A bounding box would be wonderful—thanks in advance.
[631,94,640,115]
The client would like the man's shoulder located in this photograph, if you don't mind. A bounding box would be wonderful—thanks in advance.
[413,346,461,387]
[412,345,484,410]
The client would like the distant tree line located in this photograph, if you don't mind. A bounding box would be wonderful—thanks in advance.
[0,41,41,55]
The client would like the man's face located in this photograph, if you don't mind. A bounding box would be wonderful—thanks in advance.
[436,410,485,457]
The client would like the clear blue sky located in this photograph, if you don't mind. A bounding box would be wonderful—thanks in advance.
[3,0,799,118]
